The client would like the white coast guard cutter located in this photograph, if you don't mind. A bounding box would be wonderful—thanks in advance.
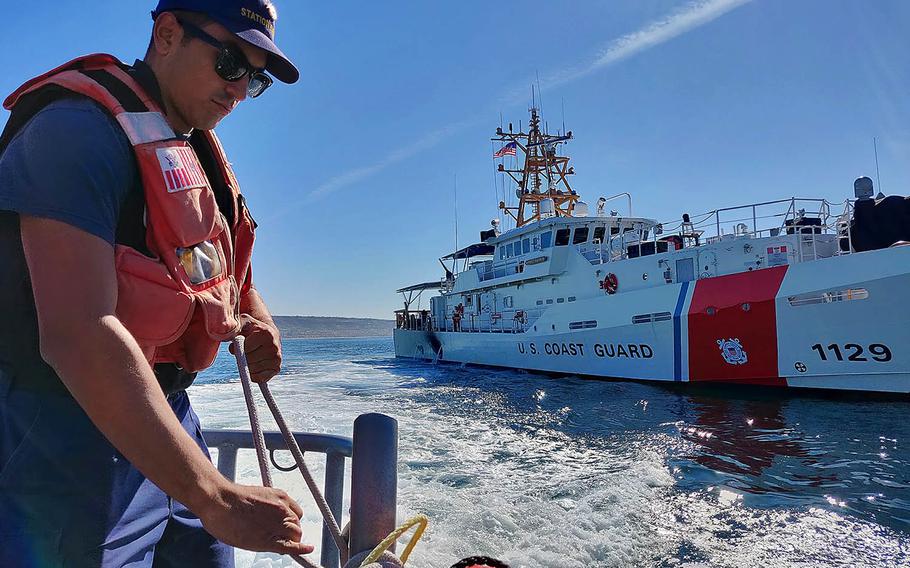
[393,108,910,393]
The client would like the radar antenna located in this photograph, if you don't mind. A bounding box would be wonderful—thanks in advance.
[492,107,577,227]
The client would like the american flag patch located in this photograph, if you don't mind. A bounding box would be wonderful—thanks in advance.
[156,147,207,193]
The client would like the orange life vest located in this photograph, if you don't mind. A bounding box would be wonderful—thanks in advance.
[3,54,256,373]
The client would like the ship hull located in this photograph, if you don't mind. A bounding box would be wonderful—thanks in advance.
[394,247,910,393]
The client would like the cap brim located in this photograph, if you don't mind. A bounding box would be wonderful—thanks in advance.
[233,28,299,84]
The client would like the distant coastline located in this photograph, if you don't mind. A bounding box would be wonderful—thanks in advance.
[273,316,393,339]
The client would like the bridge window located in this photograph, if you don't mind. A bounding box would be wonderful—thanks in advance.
[522,238,530,254]
[540,231,553,249]
[499,246,506,260]
[573,227,589,244]
[555,228,570,246]
[593,227,606,242]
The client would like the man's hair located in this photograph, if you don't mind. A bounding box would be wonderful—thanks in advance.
[145,10,210,57]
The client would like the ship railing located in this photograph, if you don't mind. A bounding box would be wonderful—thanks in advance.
[434,307,544,334]
[580,232,656,265]
[673,197,854,248]
[394,309,431,331]
[477,259,521,282]
[580,198,856,265]
[203,413,398,568]
[477,239,552,282]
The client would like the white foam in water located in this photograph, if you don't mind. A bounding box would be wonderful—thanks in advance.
[191,364,682,567]
[190,343,910,568]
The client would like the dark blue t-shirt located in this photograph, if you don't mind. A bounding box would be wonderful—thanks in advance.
[0,96,138,243]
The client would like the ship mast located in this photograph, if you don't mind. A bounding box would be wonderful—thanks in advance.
[493,107,577,228]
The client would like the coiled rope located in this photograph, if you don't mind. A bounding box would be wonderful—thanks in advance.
[354,514,427,566]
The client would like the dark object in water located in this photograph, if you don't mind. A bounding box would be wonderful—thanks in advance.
[450,557,510,568]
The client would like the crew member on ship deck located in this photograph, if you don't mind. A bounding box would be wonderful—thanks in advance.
[0,1,313,566]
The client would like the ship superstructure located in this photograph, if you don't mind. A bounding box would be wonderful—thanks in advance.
[393,109,910,393]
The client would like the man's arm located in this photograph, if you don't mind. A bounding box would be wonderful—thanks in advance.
[21,215,312,555]
[231,284,283,382]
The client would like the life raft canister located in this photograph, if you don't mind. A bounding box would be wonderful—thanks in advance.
[3,54,257,373]
[601,272,619,294]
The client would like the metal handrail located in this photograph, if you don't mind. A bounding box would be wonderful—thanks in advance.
[204,429,353,568]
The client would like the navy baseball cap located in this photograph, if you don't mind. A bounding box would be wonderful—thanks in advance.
[151,0,299,84]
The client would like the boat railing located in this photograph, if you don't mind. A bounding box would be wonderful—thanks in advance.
[671,197,853,248]
[580,198,855,265]
[580,231,658,265]
[477,259,521,282]
[395,309,432,330]
[204,414,398,568]
[431,307,545,334]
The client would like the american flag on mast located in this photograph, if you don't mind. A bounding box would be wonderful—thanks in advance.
[493,141,517,158]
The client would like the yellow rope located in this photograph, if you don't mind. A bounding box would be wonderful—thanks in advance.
[359,514,429,567]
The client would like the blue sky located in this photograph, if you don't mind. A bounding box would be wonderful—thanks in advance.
[2,1,908,318]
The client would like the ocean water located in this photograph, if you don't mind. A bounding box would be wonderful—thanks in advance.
[191,337,910,568]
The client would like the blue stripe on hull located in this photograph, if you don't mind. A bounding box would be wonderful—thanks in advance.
[673,281,691,381]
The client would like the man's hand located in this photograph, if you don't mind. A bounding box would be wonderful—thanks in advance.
[230,314,282,382]
[197,481,314,556]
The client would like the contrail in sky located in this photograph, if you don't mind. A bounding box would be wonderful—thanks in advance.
[297,0,751,206]
[303,118,479,202]
[535,0,751,95]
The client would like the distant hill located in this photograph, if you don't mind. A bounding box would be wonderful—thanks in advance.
[273,316,394,339]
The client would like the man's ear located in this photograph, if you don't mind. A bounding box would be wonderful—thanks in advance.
[151,12,183,57]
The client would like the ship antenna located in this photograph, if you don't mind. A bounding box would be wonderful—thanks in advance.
[502,111,512,228]
[453,173,459,275]
[561,97,566,136]
[490,140,501,223]
[873,137,883,193]
[503,144,510,228]
[535,70,543,116]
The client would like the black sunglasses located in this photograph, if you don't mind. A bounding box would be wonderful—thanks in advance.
[177,18,273,99]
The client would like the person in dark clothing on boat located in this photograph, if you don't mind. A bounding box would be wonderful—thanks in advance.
[0,1,309,566]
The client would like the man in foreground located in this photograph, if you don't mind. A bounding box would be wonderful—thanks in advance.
[0,1,310,565]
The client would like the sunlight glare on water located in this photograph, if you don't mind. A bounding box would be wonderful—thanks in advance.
[191,338,910,567]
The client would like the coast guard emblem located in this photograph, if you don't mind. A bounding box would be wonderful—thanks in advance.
[717,338,748,365]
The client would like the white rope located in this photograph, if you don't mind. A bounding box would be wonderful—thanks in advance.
[233,336,318,568]
[258,379,349,566]
[236,336,272,487]
[233,335,413,568]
